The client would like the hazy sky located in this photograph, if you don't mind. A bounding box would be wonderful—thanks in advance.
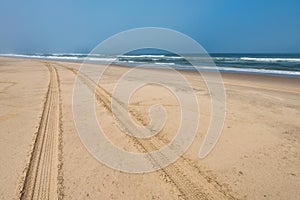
[0,0,299,53]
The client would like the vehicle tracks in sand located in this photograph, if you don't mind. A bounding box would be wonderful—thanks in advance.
[56,62,238,200]
[18,62,63,200]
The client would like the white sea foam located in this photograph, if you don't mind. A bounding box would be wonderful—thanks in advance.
[0,54,82,60]
[195,66,300,76]
[240,57,300,62]
[85,57,116,62]
[118,54,166,58]
[213,57,239,61]
[153,62,176,65]
[0,53,117,62]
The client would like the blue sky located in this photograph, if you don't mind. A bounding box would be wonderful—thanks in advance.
[0,0,299,53]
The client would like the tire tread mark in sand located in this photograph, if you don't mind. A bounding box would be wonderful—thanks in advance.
[57,68,64,200]
[18,63,62,200]
[56,63,238,200]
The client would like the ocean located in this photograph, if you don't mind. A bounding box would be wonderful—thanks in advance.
[1,53,300,77]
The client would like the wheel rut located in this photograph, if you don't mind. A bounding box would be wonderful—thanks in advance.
[56,63,238,200]
[18,63,63,200]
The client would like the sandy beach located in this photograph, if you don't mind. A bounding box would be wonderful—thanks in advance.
[0,57,299,200]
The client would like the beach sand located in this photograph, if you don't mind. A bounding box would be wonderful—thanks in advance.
[0,57,299,199]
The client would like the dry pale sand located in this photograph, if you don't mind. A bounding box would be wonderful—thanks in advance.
[0,57,299,200]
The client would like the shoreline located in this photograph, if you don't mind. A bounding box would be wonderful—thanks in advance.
[1,55,300,78]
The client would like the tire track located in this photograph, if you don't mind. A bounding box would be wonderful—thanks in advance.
[56,63,237,200]
[18,63,63,200]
